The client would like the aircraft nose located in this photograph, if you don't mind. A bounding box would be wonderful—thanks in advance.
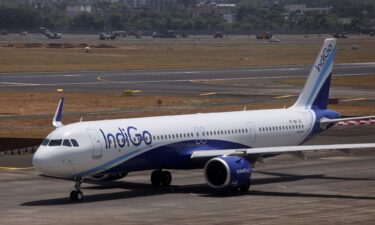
[32,147,54,172]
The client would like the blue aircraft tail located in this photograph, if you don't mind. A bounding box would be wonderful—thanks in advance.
[292,38,336,109]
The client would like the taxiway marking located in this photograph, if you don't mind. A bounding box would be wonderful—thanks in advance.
[0,167,34,171]
[341,98,368,102]
[199,92,216,96]
[274,95,296,99]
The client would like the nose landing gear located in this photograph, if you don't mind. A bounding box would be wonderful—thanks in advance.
[70,177,83,201]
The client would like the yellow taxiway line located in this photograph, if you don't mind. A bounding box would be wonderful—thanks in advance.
[199,92,216,96]
[0,167,34,171]
[341,98,367,102]
[274,94,295,99]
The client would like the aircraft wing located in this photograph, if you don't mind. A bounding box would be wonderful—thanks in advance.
[320,116,375,124]
[190,143,375,159]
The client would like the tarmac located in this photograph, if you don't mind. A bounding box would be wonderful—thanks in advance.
[0,126,375,225]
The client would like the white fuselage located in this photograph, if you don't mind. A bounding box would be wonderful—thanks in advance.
[33,107,317,178]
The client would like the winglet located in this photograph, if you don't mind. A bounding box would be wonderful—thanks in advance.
[52,97,64,128]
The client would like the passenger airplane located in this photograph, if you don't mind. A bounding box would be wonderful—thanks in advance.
[33,38,375,201]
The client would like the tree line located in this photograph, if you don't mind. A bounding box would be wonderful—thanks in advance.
[0,0,374,33]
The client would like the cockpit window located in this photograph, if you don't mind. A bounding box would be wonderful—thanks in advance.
[41,139,50,146]
[49,139,62,146]
[63,139,72,147]
[70,139,79,147]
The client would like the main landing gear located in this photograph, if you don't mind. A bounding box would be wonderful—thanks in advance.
[151,170,172,187]
[70,177,83,201]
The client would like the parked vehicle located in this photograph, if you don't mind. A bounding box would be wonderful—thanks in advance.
[99,32,116,40]
[256,32,273,39]
[214,32,224,38]
[333,32,348,39]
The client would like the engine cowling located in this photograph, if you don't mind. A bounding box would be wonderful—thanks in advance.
[204,156,252,190]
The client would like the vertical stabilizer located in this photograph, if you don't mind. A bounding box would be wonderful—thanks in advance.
[292,38,336,109]
[53,97,64,128]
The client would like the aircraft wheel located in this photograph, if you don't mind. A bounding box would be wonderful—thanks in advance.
[70,191,75,201]
[151,170,162,186]
[239,179,251,192]
[161,171,172,187]
[70,190,84,201]
[76,191,84,201]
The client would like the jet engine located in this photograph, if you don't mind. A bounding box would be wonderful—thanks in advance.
[204,156,252,191]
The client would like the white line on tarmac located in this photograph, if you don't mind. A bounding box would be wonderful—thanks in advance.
[0,73,373,87]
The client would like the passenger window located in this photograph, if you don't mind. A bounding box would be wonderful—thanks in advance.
[71,139,79,147]
[41,139,50,146]
[63,139,72,147]
[49,139,62,146]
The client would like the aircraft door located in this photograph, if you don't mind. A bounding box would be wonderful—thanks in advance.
[194,127,201,144]
[194,127,207,145]
[200,127,207,144]
[247,122,256,144]
[87,129,103,158]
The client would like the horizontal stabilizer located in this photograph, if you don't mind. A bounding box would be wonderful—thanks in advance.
[320,115,375,124]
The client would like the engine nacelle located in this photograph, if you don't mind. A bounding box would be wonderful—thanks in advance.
[204,156,252,190]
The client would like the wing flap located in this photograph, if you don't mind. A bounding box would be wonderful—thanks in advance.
[190,143,375,159]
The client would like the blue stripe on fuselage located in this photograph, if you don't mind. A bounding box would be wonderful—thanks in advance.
[74,145,152,177]
[74,139,250,177]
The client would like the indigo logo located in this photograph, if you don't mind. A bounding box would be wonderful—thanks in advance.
[99,126,152,149]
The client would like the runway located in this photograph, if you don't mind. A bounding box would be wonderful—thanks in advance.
[0,126,374,225]
[0,63,374,99]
